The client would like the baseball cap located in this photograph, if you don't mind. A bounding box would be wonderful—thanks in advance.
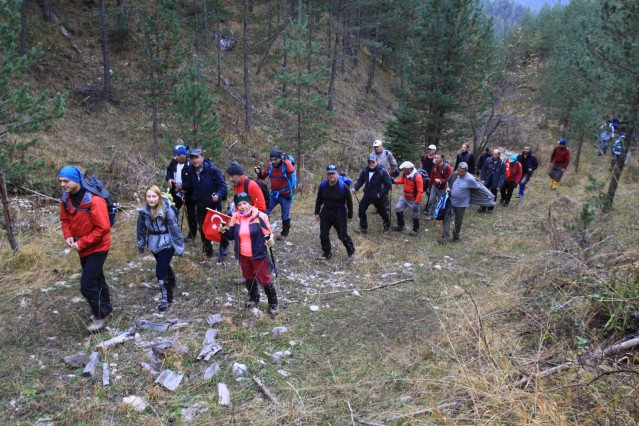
[373,140,383,147]
[189,149,203,157]
[428,144,437,150]
[509,154,517,162]
[326,164,338,173]
[368,153,377,162]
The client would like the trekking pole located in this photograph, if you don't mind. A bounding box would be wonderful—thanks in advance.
[213,223,226,302]
[267,243,286,311]
[179,206,185,232]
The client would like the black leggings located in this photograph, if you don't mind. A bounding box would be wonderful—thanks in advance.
[153,247,175,281]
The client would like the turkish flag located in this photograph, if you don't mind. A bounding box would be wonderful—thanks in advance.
[203,209,231,243]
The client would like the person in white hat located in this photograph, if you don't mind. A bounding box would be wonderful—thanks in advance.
[420,144,437,213]
[391,161,424,236]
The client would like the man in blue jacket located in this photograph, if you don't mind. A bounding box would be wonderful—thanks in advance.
[352,154,392,234]
[479,148,505,213]
[182,149,228,257]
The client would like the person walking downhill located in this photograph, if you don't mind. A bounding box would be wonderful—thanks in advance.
[516,146,539,198]
[549,139,571,190]
[454,143,476,175]
[391,161,424,236]
[165,142,198,241]
[500,154,522,207]
[371,139,399,217]
[426,152,452,220]
[218,193,279,315]
[137,186,185,311]
[58,166,112,332]
[352,154,393,234]
[182,149,229,258]
[256,150,295,240]
[314,165,356,260]
[227,162,267,212]
[479,148,505,213]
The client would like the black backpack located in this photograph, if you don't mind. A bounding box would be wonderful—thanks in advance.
[81,176,117,226]
[244,177,270,210]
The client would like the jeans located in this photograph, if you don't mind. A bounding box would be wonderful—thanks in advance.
[267,193,292,221]
[79,251,112,320]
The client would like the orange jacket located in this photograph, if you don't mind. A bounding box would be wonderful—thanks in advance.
[60,191,111,258]
[233,175,267,212]
[394,172,424,203]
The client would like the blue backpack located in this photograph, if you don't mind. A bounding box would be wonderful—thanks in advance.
[320,175,352,210]
[267,154,297,199]
[433,192,451,221]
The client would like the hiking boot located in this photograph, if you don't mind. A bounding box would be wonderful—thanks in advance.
[487,209,494,214]
[408,229,418,236]
[516,193,523,198]
[476,207,486,213]
[425,215,434,220]
[87,318,107,332]
[318,252,332,260]
[264,284,279,316]
[245,300,258,308]
[158,300,169,311]
[355,227,368,234]
[277,219,290,240]
[452,237,460,243]
[221,245,230,256]
[391,224,404,232]
[383,227,390,235]
[408,219,419,236]
[269,305,279,316]
[437,237,449,245]
[503,202,509,207]
[203,244,213,258]
[347,252,355,260]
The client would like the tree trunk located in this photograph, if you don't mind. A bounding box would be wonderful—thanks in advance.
[573,130,584,174]
[365,47,379,95]
[243,0,252,131]
[327,0,342,111]
[20,0,27,56]
[0,169,19,251]
[100,0,112,99]
[152,101,159,157]
[203,0,209,51]
[42,0,51,21]
[281,0,288,97]
[216,19,221,87]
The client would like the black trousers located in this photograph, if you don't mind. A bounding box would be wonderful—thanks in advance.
[358,195,390,230]
[153,247,175,281]
[79,251,112,320]
[500,181,517,204]
[320,208,355,255]
[173,194,197,238]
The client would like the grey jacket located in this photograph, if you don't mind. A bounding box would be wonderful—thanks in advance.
[448,173,496,207]
[137,197,185,255]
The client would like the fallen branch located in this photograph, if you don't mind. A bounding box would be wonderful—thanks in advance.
[95,330,136,352]
[19,186,59,203]
[318,279,414,296]
[50,12,85,59]
[386,400,467,422]
[597,335,639,359]
[251,376,279,405]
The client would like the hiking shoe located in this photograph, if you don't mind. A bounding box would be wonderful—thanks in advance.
[391,225,404,232]
[269,305,279,316]
[437,238,449,245]
[487,209,494,214]
[158,301,168,312]
[383,228,390,235]
[347,252,355,260]
[245,300,258,309]
[425,215,434,221]
[87,318,107,332]
[452,237,460,242]
[221,245,230,256]
[355,228,368,234]
[408,229,418,236]
[317,252,332,260]
[476,208,486,213]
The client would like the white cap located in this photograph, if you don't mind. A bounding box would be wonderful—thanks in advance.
[399,161,415,170]
[428,144,437,150]
[373,139,383,147]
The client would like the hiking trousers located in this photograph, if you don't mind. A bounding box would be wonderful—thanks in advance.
[442,206,466,241]
[319,207,354,255]
[358,195,390,230]
[395,195,420,220]
[153,247,175,281]
[79,251,112,320]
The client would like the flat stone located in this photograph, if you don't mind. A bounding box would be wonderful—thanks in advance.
[63,352,91,368]
[122,396,148,412]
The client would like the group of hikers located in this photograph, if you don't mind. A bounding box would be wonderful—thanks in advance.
[59,136,575,331]
[598,117,629,170]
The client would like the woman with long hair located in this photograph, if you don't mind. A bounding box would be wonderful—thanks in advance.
[137,185,184,311]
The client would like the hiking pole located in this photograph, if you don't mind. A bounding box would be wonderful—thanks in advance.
[213,222,226,303]
[267,241,286,311]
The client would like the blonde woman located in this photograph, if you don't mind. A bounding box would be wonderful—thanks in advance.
[137,185,184,311]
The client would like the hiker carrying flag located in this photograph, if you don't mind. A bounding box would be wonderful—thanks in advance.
[218,193,279,316]
[314,164,356,260]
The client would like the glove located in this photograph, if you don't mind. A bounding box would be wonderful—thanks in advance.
[392,169,400,178]
[265,236,275,248]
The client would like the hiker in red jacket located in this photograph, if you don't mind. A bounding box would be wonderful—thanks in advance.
[500,154,522,206]
[425,153,452,220]
[256,150,295,240]
[391,161,423,236]
[549,139,571,190]
[59,166,112,332]
[227,162,267,212]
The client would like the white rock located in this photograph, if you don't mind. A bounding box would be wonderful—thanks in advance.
[403,263,412,268]
[310,305,320,312]
[352,290,361,297]
[232,362,248,377]
[71,297,82,303]
[278,369,291,377]
[207,314,224,325]
[122,396,148,412]
[400,395,413,403]
[271,326,288,338]
[289,340,297,346]
[64,248,71,255]
[141,282,153,289]
[182,292,190,297]
[433,264,442,270]
[218,383,231,406]
[252,308,263,318]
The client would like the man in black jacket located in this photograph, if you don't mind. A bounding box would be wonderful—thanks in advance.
[165,142,197,240]
[352,154,392,234]
[476,146,492,178]
[454,143,476,175]
[182,149,228,257]
[516,146,539,198]
[314,165,355,260]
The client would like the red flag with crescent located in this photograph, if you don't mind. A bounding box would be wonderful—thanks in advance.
[203,209,231,243]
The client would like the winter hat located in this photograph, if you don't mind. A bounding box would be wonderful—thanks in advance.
[558,139,567,145]
[458,162,468,170]
[509,154,517,162]
[373,139,383,147]
[368,153,377,161]
[233,192,252,206]
[173,144,189,155]
[399,161,415,170]
[326,164,338,173]
[270,150,283,159]
[58,166,83,183]
[226,162,244,176]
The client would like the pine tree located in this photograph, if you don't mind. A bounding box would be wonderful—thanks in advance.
[0,0,66,251]
[173,59,222,157]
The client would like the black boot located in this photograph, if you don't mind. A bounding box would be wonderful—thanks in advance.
[391,212,405,231]
[264,284,279,316]
[167,269,176,304]
[409,219,419,236]
[277,219,291,241]
[245,280,260,308]
[158,280,169,311]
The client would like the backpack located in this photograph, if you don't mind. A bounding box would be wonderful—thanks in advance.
[244,177,270,210]
[267,154,297,198]
[81,176,117,226]
[416,168,429,193]
[433,192,450,221]
[161,193,179,221]
[320,175,352,210]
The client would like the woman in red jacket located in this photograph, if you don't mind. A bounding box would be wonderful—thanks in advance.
[500,154,522,206]
[59,166,112,332]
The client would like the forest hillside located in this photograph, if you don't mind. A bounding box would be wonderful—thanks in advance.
[1,0,638,425]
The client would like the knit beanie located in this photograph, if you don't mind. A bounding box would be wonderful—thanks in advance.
[233,192,252,206]
[270,150,283,159]
[226,162,244,176]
